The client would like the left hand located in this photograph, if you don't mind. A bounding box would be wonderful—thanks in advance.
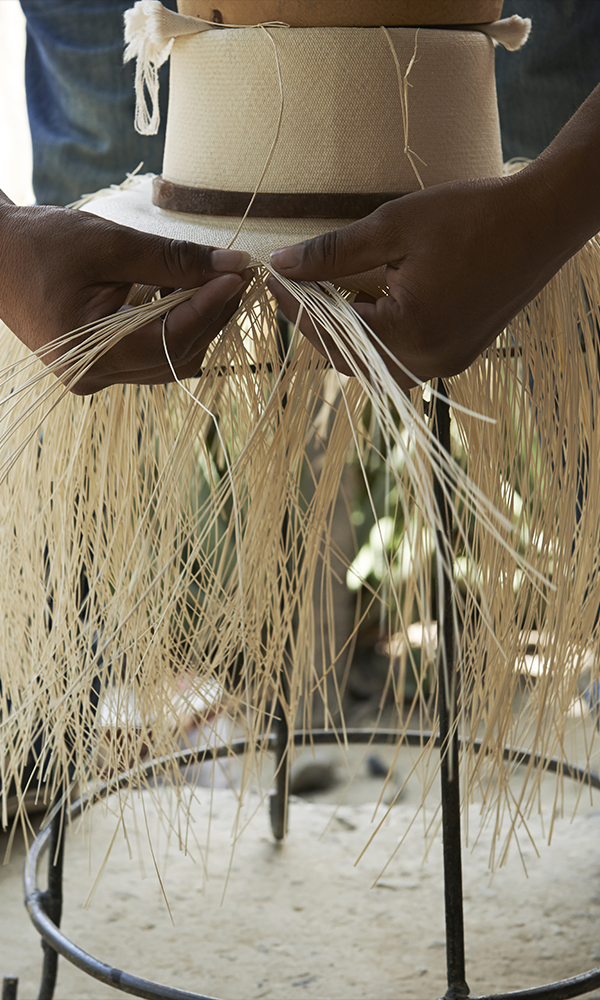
[0,196,252,394]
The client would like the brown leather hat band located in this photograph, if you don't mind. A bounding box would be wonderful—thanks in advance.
[152,177,403,218]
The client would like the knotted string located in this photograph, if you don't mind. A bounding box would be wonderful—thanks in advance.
[123,0,530,137]
[123,0,289,134]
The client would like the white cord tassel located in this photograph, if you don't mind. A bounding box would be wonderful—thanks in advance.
[475,15,532,51]
[123,0,211,135]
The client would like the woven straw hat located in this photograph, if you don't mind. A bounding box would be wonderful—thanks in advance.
[9,2,600,875]
[82,0,530,292]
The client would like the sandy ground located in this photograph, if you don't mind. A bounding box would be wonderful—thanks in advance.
[3,743,600,1000]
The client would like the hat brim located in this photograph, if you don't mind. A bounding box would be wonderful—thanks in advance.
[81,175,385,295]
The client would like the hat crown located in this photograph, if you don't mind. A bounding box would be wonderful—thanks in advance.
[161,25,503,202]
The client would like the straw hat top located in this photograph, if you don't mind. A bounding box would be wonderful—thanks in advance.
[178,0,505,27]
[82,0,528,291]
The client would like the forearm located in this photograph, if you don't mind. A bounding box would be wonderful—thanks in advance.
[524,81,600,266]
[0,189,19,278]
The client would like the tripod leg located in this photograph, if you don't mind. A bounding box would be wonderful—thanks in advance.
[433,388,470,1000]
[37,802,65,1000]
[269,674,289,841]
[2,977,18,1000]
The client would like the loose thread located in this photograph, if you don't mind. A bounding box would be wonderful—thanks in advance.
[381,26,426,191]
[160,309,250,723]
[226,26,285,249]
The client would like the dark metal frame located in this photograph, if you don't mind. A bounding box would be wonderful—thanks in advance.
[5,394,600,1000]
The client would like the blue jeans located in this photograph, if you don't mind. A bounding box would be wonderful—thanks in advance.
[20,0,175,206]
[495,0,600,160]
[20,1,600,205]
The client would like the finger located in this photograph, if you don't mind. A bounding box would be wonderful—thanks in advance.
[268,277,353,376]
[269,200,406,281]
[132,239,252,289]
[272,280,417,390]
[101,264,251,315]
[74,274,246,393]
[352,298,419,390]
[162,273,246,368]
[81,213,253,289]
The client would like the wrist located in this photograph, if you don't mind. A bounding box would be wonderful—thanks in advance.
[0,189,17,232]
[0,194,21,251]
[0,199,25,285]
[524,86,600,263]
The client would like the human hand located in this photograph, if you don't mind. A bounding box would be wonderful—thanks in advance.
[0,194,251,394]
[268,166,574,389]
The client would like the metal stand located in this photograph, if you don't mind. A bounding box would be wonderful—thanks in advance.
[269,672,289,841]
[37,803,66,1000]
[433,388,469,1000]
[270,312,291,842]
[1,978,18,1000]
[5,732,600,1000]
[9,386,600,999]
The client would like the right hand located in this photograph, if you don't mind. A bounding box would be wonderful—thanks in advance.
[269,166,568,389]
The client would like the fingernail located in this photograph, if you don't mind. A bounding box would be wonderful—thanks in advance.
[211,248,252,271]
[270,244,303,270]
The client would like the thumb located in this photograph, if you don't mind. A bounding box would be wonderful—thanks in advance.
[85,214,251,288]
[269,203,404,281]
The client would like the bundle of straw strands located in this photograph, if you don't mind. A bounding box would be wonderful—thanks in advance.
[1,234,600,864]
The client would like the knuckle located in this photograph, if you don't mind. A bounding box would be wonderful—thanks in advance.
[164,239,190,275]
[307,230,339,270]
[317,230,339,268]
[164,239,211,281]
[364,206,396,254]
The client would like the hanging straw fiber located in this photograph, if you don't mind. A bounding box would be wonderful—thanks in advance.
[1,6,599,870]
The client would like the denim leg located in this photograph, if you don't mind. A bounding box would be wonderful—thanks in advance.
[21,1,599,202]
[496,0,600,160]
[20,0,175,206]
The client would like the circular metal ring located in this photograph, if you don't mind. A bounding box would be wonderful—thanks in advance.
[23,730,600,1000]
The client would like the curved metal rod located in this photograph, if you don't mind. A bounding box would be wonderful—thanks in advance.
[470,966,600,1000]
[24,729,600,1000]
[36,803,66,1000]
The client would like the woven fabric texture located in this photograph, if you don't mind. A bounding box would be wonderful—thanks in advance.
[163,26,503,194]
[87,24,503,291]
